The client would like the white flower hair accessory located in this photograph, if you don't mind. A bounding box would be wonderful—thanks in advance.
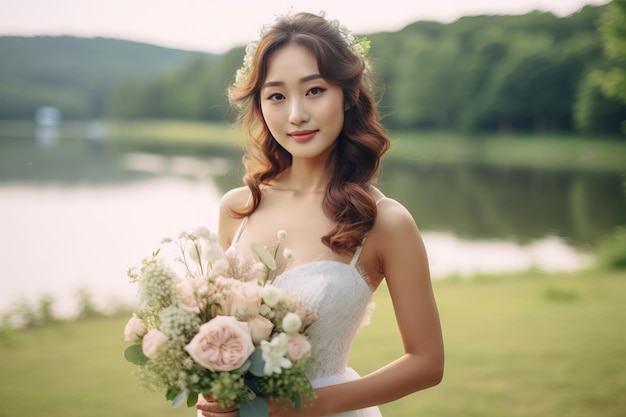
[233,10,371,88]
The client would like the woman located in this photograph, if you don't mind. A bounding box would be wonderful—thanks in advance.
[198,11,444,417]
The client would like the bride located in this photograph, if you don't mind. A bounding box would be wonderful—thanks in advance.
[197,11,444,417]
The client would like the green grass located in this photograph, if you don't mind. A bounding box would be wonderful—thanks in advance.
[1,270,625,417]
[103,120,626,173]
[106,119,243,147]
[388,130,626,173]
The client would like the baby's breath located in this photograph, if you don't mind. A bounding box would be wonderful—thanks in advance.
[124,226,317,415]
[233,11,370,89]
[159,305,200,340]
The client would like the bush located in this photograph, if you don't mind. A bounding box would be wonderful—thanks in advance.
[596,225,626,269]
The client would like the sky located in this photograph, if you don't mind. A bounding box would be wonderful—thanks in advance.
[0,0,610,54]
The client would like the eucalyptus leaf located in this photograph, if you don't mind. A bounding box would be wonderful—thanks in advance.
[251,243,277,270]
[248,347,266,377]
[292,392,303,412]
[238,359,251,374]
[187,390,199,408]
[240,397,268,417]
[171,388,189,408]
[166,386,179,401]
[124,344,148,365]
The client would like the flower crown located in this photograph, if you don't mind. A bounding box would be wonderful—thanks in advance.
[233,11,371,88]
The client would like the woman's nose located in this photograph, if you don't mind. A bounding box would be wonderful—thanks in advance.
[288,99,309,125]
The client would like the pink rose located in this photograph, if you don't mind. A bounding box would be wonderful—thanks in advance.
[248,314,274,344]
[124,314,147,342]
[219,278,261,319]
[176,279,205,314]
[185,316,255,371]
[142,329,168,359]
[286,334,311,361]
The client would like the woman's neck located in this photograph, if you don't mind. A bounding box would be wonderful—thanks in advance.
[276,161,330,194]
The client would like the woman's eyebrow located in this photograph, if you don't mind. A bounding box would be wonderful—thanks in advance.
[262,74,323,89]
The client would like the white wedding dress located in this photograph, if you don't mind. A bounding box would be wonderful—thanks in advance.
[272,256,382,417]
[198,200,384,417]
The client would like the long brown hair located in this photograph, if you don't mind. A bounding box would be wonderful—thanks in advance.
[228,12,390,254]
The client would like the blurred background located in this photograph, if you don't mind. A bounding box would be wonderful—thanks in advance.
[0,1,625,416]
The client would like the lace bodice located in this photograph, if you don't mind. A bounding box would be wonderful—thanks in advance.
[229,193,384,382]
[272,259,374,380]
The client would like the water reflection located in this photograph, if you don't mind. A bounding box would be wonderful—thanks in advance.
[0,126,622,318]
[0,178,221,318]
[380,161,626,247]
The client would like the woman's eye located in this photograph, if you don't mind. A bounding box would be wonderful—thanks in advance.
[307,87,326,96]
[267,93,284,101]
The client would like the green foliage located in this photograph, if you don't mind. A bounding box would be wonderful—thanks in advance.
[124,343,149,365]
[595,176,626,270]
[0,36,216,119]
[574,70,626,134]
[2,5,626,137]
[1,294,58,329]
[594,0,626,132]
[597,0,626,101]
[75,287,103,319]
[596,225,626,269]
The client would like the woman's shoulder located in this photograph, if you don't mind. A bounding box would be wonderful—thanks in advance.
[375,197,417,233]
[219,186,251,213]
[370,186,414,224]
[370,187,421,243]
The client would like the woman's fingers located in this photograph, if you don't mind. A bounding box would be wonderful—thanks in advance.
[196,394,239,415]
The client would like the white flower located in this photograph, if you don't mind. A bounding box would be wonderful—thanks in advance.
[260,333,292,375]
[282,312,302,334]
[202,241,224,263]
[259,304,272,316]
[253,262,266,273]
[186,244,201,263]
[282,248,294,261]
[192,226,212,240]
[261,285,283,308]
[211,259,230,274]
[277,230,287,240]
[232,11,369,89]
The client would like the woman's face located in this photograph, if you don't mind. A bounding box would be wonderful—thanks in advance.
[260,44,345,163]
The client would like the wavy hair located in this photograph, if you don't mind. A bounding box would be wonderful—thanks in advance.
[228,12,390,254]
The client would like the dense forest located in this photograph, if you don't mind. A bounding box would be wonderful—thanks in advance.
[0,36,216,120]
[1,2,625,136]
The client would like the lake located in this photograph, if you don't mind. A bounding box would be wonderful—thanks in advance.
[1,122,623,319]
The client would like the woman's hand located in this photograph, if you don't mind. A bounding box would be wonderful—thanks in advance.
[196,393,239,417]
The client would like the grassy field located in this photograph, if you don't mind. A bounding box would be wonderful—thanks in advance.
[1,270,625,417]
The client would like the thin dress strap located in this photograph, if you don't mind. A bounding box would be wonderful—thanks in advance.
[231,217,248,246]
[349,196,386,266]
[230,191,253,247]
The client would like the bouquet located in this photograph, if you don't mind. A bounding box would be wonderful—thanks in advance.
[123,227,317,417]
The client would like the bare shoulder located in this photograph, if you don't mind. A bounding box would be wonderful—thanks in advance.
[218,186,250,247]
[375,197,419,236]
[219,186,251,214]
[369,197,429,279]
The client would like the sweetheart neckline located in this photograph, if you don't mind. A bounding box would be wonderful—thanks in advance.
[274,259,374,293]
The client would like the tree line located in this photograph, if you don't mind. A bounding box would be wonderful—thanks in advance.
[1,3,624,137]
[107,3,626,136]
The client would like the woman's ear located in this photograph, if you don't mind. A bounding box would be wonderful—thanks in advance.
[345,90,359,111]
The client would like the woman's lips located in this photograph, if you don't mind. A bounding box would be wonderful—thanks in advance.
[289,130,317,142]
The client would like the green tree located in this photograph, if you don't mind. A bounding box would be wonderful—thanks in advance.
[597,0,626,102]
[596,0,626,132]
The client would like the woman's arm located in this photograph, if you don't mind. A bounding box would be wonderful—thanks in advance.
[270,198,444,417]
